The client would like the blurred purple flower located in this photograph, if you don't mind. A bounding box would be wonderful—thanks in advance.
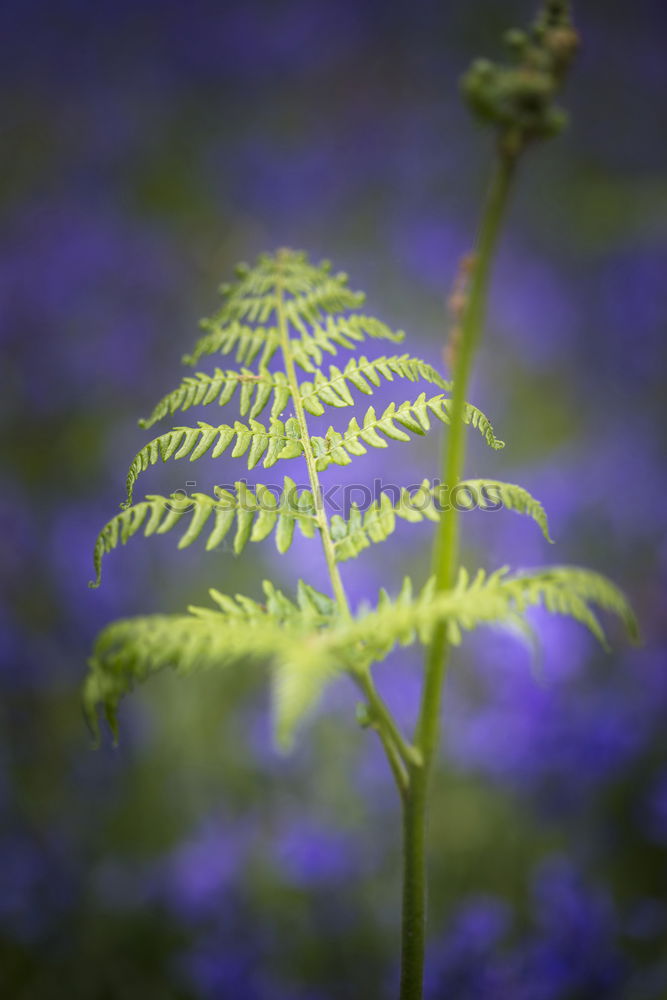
[157,815,254,921]
[518,857,625,1000]
[491,248,578,370]
[274,818,363,889]
[1,199,184,416]
[425,896,512,1000]
[594,248,666,385]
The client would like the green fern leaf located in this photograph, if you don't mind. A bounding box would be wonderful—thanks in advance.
[330,477,551,561]
[102,476,542,584]
[457,479,553,542]
[85,577,341,747]
[140,353,450,430]
[299,354,451,415]
[271,647,340,751]
[214,254,361,328]
[183,321,281,369]
[311,393,504,470]
[288,314,405,372]
[88,248,636,762]
[507,566,640,646]
[282,279,366,330]
[326,565,636,666]
[331,481,439,562]
[125,388,501,507]
[184,250,404,372]
[139,368,292,429]
[227,251,337,299]
[90,479,320,587]
[122,416,302,507]
[332,569,513,659]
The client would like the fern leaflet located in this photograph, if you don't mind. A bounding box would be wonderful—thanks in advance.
[123,396,502,507]
[183,321,281,368]
[310,393,503,470]
[299,354,451,414]
[85,578,339,747]
[184,252,403,371]
[458,479,553,542]
[92,475,554,585]
[331,477,551,559]
[86,564,636,749]
[122,416,302,506]
[143,353,455,433]
[140,369,292,428]
[336,566,638,658]
[90,480,320,588]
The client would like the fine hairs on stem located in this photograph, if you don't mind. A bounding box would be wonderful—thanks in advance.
[85,3,637,998]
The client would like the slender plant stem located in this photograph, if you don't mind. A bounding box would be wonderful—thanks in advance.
[356,669,423,770]
[275,254,350,618]
[375,724,410,799]
[275,252,414,793]
[398,146,519,1000]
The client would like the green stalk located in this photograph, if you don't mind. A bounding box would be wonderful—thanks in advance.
[275,255,351,617]
[398,145,519,1000]
[275,252,417,791]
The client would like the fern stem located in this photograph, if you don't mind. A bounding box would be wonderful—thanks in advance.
[356,669,422,771]
[431,150,517,596]
[399,147,518,1000]
[275,253,351,618]
[276,251,415,797]
[376,726,410,799]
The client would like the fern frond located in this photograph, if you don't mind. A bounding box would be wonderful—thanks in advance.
[208,293,280,325]
[227,251,337,299]
[216,253,361,326]
[183,321,281,368]
[184,250,404,371]
[458,479,553,542]
[90,479,320,587]
[124,389,502,507]
[329,570,518,662]
[331,482,439,562]
[326,565,637,665]
[282,279,365,329]
[299,354,451,415]
[311,393,504,470]
[356,565,637,659]
[288,314,405,372]
[123,417,302,507]
[143,354,449,432]
[139,368,292,429]
[85,577,340,748]
[507,566,640,647]
[331,477,552,561]
[85,562,636,749]
[89,248,636,762]
[102,475,550,584]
